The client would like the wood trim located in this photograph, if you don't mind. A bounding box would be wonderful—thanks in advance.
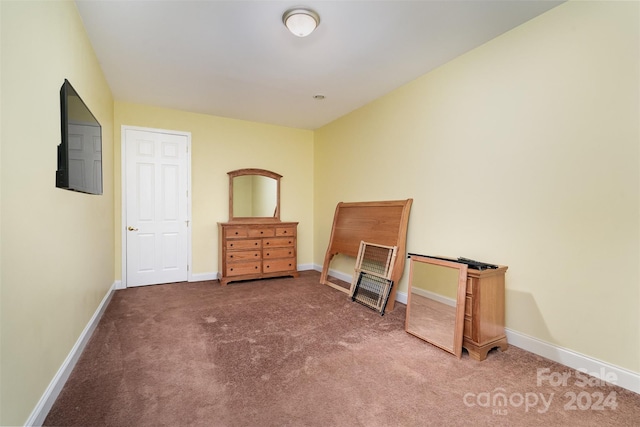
[227,168,282,180]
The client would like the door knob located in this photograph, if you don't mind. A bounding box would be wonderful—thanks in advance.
[127,226,138,231]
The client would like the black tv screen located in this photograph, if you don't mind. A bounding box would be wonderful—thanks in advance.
[56,79,103,195]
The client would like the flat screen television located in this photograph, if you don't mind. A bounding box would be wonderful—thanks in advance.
[56,79,103,195]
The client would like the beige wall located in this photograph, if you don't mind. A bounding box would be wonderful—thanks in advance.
[314,1,639,372]
[0,1,114,425]
[114,103,314,280]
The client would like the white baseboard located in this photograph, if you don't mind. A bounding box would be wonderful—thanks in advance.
[313,264,351,282]
[191,265,316,284]
[25,282,116,426]
[189,272,219,282]
[114,279,125,290]
[312,264,409,304]
[314,264,639,394]
[395,291,408,305]
[505,329,640,394]
[411,288,456,307]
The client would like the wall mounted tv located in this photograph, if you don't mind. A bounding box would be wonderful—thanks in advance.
[56,79,103,195]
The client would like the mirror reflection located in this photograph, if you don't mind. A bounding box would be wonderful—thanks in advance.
[405,255,467,358]
[228,168,281,221]
[232,175,277,218]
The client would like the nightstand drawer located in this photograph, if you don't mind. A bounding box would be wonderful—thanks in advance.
[466,277,475,295]
[464,296,472,316]
[464,316,473,340]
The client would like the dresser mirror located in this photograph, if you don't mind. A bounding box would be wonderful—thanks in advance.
[228,168,281,222]
[405,255,468,358]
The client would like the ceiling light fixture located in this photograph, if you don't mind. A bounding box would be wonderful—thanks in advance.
[282,8,320,37]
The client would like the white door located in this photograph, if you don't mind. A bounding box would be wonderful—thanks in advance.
[124,128,190,287]
[68,122,102,194]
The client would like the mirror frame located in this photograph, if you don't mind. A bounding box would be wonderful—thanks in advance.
[405,255,468,358]
[228,168,282,222]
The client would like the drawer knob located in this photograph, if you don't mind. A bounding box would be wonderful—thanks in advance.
[230,244,234,247]
[266,253,270,256]
[230,255,234,258]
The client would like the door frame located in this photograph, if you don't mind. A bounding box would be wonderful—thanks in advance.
[120,125,193,288]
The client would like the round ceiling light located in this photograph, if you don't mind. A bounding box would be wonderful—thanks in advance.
[282,8,320,37]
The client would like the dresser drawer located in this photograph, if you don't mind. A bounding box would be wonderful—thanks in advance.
[248,228,275,238]
[227,239,261,250]
[264,237,295,248]
[263,247,295,259]
[227,261,261,276]
[227,250,261,262]
[275,226,296,237]
[464,296,473,317]
[224,227,249,238]
[263,258,296,273]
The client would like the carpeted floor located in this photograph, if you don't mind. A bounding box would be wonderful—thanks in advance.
[44,270,640,426]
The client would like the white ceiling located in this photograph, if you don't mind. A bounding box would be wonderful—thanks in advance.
[75,0,563,130]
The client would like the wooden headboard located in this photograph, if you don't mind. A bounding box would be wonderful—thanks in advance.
[320,199,413,311]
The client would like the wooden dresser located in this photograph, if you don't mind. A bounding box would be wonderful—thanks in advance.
[218,221,299,286]
[463,266,508,361]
